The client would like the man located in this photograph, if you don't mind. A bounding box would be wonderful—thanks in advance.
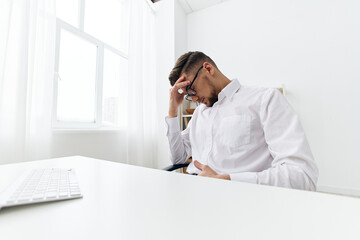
[166,51,318,191]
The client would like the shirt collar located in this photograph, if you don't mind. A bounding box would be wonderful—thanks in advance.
[218,79,241,101]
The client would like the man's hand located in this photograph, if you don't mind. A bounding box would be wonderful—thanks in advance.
[193,160,230,180]
[168,76,191,118]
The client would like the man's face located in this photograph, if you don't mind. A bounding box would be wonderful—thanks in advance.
[185,69,218,107]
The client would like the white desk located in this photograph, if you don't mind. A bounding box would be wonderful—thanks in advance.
[0,156,359,240]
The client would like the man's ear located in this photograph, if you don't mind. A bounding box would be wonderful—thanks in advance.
[203,62,215,76]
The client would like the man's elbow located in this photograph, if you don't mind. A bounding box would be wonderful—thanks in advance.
[170,154,188,165]
[289,166,317,191]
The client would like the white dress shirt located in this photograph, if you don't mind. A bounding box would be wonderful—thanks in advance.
[166,79,318,191]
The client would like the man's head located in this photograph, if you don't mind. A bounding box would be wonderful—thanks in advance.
[168,51,223,107]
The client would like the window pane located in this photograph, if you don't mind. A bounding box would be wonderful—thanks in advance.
[56,0,79,27]
[84,0,129,53]
[57,29,97,123]
[102,48,128,126]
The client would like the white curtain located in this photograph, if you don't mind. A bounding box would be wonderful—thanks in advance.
[0,0,161,168]
[0,0,56,164]
[125,0,159,168]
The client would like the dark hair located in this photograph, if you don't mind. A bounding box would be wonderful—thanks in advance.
[168,51,218,86]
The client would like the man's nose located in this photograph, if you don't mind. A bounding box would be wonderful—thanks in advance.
[191,96,199,102]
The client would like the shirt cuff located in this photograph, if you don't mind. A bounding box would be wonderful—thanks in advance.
[229,172,258,184]
[165,116,180,135]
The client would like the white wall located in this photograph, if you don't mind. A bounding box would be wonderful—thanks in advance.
[174,0,188,59]
[51,131,128,163]
[186,0,360,196]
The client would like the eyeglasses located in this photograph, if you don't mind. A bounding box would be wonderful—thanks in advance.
[185,66,203,101]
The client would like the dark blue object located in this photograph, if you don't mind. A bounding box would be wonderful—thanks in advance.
[162,162,190,171]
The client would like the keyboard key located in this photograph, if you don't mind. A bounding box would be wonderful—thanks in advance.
[70,192,81,197]
[17,198,31,203]
[33,196,44,201]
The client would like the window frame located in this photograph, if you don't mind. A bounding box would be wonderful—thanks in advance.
[53,0,129,130]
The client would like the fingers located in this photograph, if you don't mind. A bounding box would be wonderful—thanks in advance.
[175,80,191,91]
[173,76,190,94]
[193,161,220,179]
[175,75,186,84]
[194,160,204,171]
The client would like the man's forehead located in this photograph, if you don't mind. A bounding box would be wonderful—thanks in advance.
[181,72,195,81]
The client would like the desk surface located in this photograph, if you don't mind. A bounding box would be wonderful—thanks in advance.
[0,156,359,240]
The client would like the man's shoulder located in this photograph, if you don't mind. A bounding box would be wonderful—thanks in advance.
[237,85,276,99]
[193,103,207,114]
[241,84,275,93]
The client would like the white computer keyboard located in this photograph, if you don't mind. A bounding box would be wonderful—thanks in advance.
[0,168,82,210]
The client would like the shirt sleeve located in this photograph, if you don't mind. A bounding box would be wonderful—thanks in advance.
[230,89,319,191]
[165,116,192,165]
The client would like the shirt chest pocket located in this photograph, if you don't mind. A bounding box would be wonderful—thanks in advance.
[219,115,251,148]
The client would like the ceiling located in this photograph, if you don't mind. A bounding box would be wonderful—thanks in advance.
[177,0,229,13]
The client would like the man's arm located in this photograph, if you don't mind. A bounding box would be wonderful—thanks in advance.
[166,76,192,165]
[194,160,315,190]
[166,116,192,165]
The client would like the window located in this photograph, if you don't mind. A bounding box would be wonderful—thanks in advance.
[56,29,97,123]
[84,0,129,54]
[54,0,130,129]
[102,49,128,126]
